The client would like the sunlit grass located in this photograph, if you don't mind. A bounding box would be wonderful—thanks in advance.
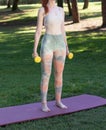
[0,4,39,23]
[64,2,101,18]
[78,2,101,19]
[78,2,101,11]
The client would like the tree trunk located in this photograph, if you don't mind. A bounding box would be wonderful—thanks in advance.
[7,0,11,8]
[12,0,19,11]
[71,0,80,23]
[57,0,63,7]
[101,0,106,27]
[83,0,89,9]
[67,0,72,16]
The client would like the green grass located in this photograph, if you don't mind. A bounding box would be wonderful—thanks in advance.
[0,2,106,130]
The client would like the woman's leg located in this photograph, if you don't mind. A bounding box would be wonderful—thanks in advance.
[40,52,53,112]
[53,50,67,109]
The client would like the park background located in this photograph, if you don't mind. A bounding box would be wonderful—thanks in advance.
[0,0,106,130]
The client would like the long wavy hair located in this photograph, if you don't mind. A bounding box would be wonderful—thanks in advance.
[41,0,49,14]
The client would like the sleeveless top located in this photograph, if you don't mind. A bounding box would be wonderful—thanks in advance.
[43,6,64,34]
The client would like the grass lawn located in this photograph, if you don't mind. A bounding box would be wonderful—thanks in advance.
[0,2,106,130]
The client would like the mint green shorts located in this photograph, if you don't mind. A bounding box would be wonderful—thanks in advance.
[40,33,66,57]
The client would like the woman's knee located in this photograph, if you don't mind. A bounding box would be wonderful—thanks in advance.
[43,71,51,79]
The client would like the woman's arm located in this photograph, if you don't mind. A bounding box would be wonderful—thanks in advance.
[33,7,44,57]
[61,8,69,55]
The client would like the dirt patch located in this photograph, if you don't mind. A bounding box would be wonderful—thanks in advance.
[65,17,106,32]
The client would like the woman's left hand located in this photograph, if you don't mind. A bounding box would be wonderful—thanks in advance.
[66,46,69,55]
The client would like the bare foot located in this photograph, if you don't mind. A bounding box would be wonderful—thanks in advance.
[41,103,51,112]
[56,102,68,109]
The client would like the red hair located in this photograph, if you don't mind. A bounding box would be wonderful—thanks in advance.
[41,0,49,14]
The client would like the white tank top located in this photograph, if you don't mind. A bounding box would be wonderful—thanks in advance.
[44,6,64,35]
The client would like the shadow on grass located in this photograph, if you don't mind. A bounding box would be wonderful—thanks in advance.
[66,30,106,53]
[0,29,105,62]
[0,7,102,28]
[0,4,39,13]
[0,16,37,27]
[0,4,39,27]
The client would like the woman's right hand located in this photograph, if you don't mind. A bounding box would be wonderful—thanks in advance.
[32,52,38,58]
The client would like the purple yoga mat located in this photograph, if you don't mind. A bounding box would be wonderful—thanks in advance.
[0,94,106,126]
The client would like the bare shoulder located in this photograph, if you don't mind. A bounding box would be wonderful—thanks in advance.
[57,6,64,15]
[58,6,64,12]
[38,7,45,16]
[57,6,64,17]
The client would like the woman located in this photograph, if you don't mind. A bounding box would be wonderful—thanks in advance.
[33,0,69,112]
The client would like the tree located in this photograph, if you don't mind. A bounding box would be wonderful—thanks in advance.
[101,0,106,27]
[7,0,11,8]
[71,0,80,23]
[66,0,72,16]
[57,0,63,7]
[83,0,89,9]
[12,0,19,11]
